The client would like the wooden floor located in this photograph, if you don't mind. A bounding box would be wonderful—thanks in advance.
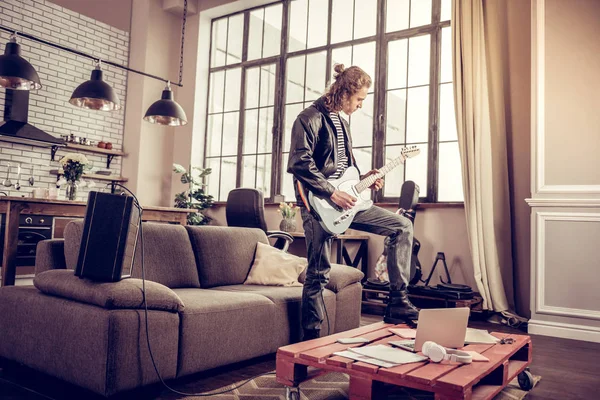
[1,312,599,399]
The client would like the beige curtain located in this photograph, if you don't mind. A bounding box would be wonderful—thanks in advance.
[452,0,515,312]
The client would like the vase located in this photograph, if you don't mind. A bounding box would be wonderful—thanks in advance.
[279,217,297,233]
[65,181,78,201]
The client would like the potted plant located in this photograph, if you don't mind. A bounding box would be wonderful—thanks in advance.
[277,202,299,232]
[173,164,214,225]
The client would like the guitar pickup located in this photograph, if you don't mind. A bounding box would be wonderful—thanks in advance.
[334,210,355,225]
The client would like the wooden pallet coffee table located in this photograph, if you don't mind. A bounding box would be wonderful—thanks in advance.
[276,322,533,400]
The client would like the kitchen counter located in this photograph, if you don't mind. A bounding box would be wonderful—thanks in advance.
[0,196,195,286]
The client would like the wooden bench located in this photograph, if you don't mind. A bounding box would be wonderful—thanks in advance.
[276,322,533,400]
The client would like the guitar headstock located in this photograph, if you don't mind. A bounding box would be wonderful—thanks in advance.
[401,145,421,159]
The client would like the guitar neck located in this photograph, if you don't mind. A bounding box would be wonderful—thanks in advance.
[355,156,405,193]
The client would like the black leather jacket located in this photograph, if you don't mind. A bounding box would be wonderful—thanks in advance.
[287,97,358,205]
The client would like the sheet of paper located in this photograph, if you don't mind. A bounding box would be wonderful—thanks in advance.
[333,350,399,368]
[389,328,417,339]
[348,345,427,364]
[464,328,500,344]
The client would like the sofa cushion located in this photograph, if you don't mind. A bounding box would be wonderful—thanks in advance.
[298,263,365,293]
[34,270,184,312]
[244,242,307,287]
[185,226,269,288]
[64,221,201,289]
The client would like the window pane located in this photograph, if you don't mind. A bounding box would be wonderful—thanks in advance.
[211,18,227,67]
[243,109,258,154]
[205,158,221,200]
[206,114,223,157]
[256,154,272,197]
[354,0,377,40]
[220,157,238,200]
[386,89,407,145]
[260,64,276,107]
[353,42,376,88]
[258,107,274,153]
[331,0,353,44]
[248,9,264,61]
[439,83,457,142]
[263,4,282,58]
[331,46,352,76]
[307,0,328,49]
[242,155,256,188]
[286,55,305,103]
[224,68,241,112]
[227,14,243,64]
[354,147,372,179]
[405,145,427,197]
[441,0,452,22]
[386,0,409,33]
[305,51,327,101]
[440,27,452,83]
[410,0,432,28]
[388,39,408,90]
[406,86,429,143]
[383,145,406,197]
[245,67,260,109]
[289,0,307,52]
[222,112,239,157]
[281,153,295,201]
[350,96,374,147]
[209,71,224,113]
[407,34,430,87]
[438,142,464,201]
[284,103,304,151]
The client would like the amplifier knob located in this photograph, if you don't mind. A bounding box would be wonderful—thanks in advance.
[40,218,45,223]
[25,217,33,224]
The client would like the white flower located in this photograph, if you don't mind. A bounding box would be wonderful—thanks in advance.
[59,153,90,166]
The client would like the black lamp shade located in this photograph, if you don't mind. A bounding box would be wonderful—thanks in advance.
[0,41,42,90]
[143,88,187,126]
[69,68,121,111]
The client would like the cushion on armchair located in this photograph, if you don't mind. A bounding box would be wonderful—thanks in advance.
[298,263,364,293]
[33,270,184,312]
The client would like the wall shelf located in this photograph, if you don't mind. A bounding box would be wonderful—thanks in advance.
[51,143,127,168]
[50,169,128,183]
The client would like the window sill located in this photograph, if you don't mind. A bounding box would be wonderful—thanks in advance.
[211,201,464,209]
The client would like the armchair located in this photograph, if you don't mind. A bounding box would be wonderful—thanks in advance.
[225,188,294,252]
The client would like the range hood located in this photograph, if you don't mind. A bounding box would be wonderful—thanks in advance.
[0,90,65,148]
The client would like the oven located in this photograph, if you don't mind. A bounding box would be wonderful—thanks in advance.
[0,215,54,267]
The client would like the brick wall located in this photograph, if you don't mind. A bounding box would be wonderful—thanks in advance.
[0,0,129,200]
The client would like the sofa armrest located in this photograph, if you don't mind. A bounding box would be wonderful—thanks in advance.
[299,263,364,293]
[35,239,67,275]
[33,270,184,312]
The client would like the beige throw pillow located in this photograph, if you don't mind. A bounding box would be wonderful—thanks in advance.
[245,242,307,287]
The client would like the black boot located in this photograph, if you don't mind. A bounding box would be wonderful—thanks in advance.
[383,289,419,324]
[302,329,321,341]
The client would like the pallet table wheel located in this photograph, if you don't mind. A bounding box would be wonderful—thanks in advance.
[517,368,534,391]
[285,386,300,400]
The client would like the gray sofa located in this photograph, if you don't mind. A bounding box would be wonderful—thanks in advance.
[0,222,364,397]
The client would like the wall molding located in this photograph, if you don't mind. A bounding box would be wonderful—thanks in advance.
[526,198,600,207]
[534,211,600,321]
[531,0,545,196]
[537,185,600,195]
[529,319,600,343]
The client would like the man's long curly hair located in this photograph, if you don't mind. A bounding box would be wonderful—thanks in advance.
[323,64,372,112]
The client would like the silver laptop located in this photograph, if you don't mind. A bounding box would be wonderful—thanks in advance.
[390,307,470,352]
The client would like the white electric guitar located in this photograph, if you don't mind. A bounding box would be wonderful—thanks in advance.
[305,146,420,235]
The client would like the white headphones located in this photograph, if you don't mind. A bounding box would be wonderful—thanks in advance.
[422,341,472,364]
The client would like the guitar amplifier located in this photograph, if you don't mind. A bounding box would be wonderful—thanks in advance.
[75,191,140,282]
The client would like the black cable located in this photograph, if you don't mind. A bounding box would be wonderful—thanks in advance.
[101,184,279,397]
[316,235,334,337]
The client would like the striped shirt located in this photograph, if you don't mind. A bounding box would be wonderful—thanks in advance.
[328,112,348,179]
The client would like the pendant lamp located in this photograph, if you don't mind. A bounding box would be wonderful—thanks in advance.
[143,0,188,126]
[0,33,42,90]
[143,81,187,126]
[69,61,121,111]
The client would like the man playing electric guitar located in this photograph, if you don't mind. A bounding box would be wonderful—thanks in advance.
[288,64,419,341]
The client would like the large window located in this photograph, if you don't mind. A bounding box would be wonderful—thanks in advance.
[205,0,462,203]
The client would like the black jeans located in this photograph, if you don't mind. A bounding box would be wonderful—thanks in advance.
[301,206,413,331]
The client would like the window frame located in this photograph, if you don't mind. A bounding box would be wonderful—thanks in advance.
[204,0,455,204]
